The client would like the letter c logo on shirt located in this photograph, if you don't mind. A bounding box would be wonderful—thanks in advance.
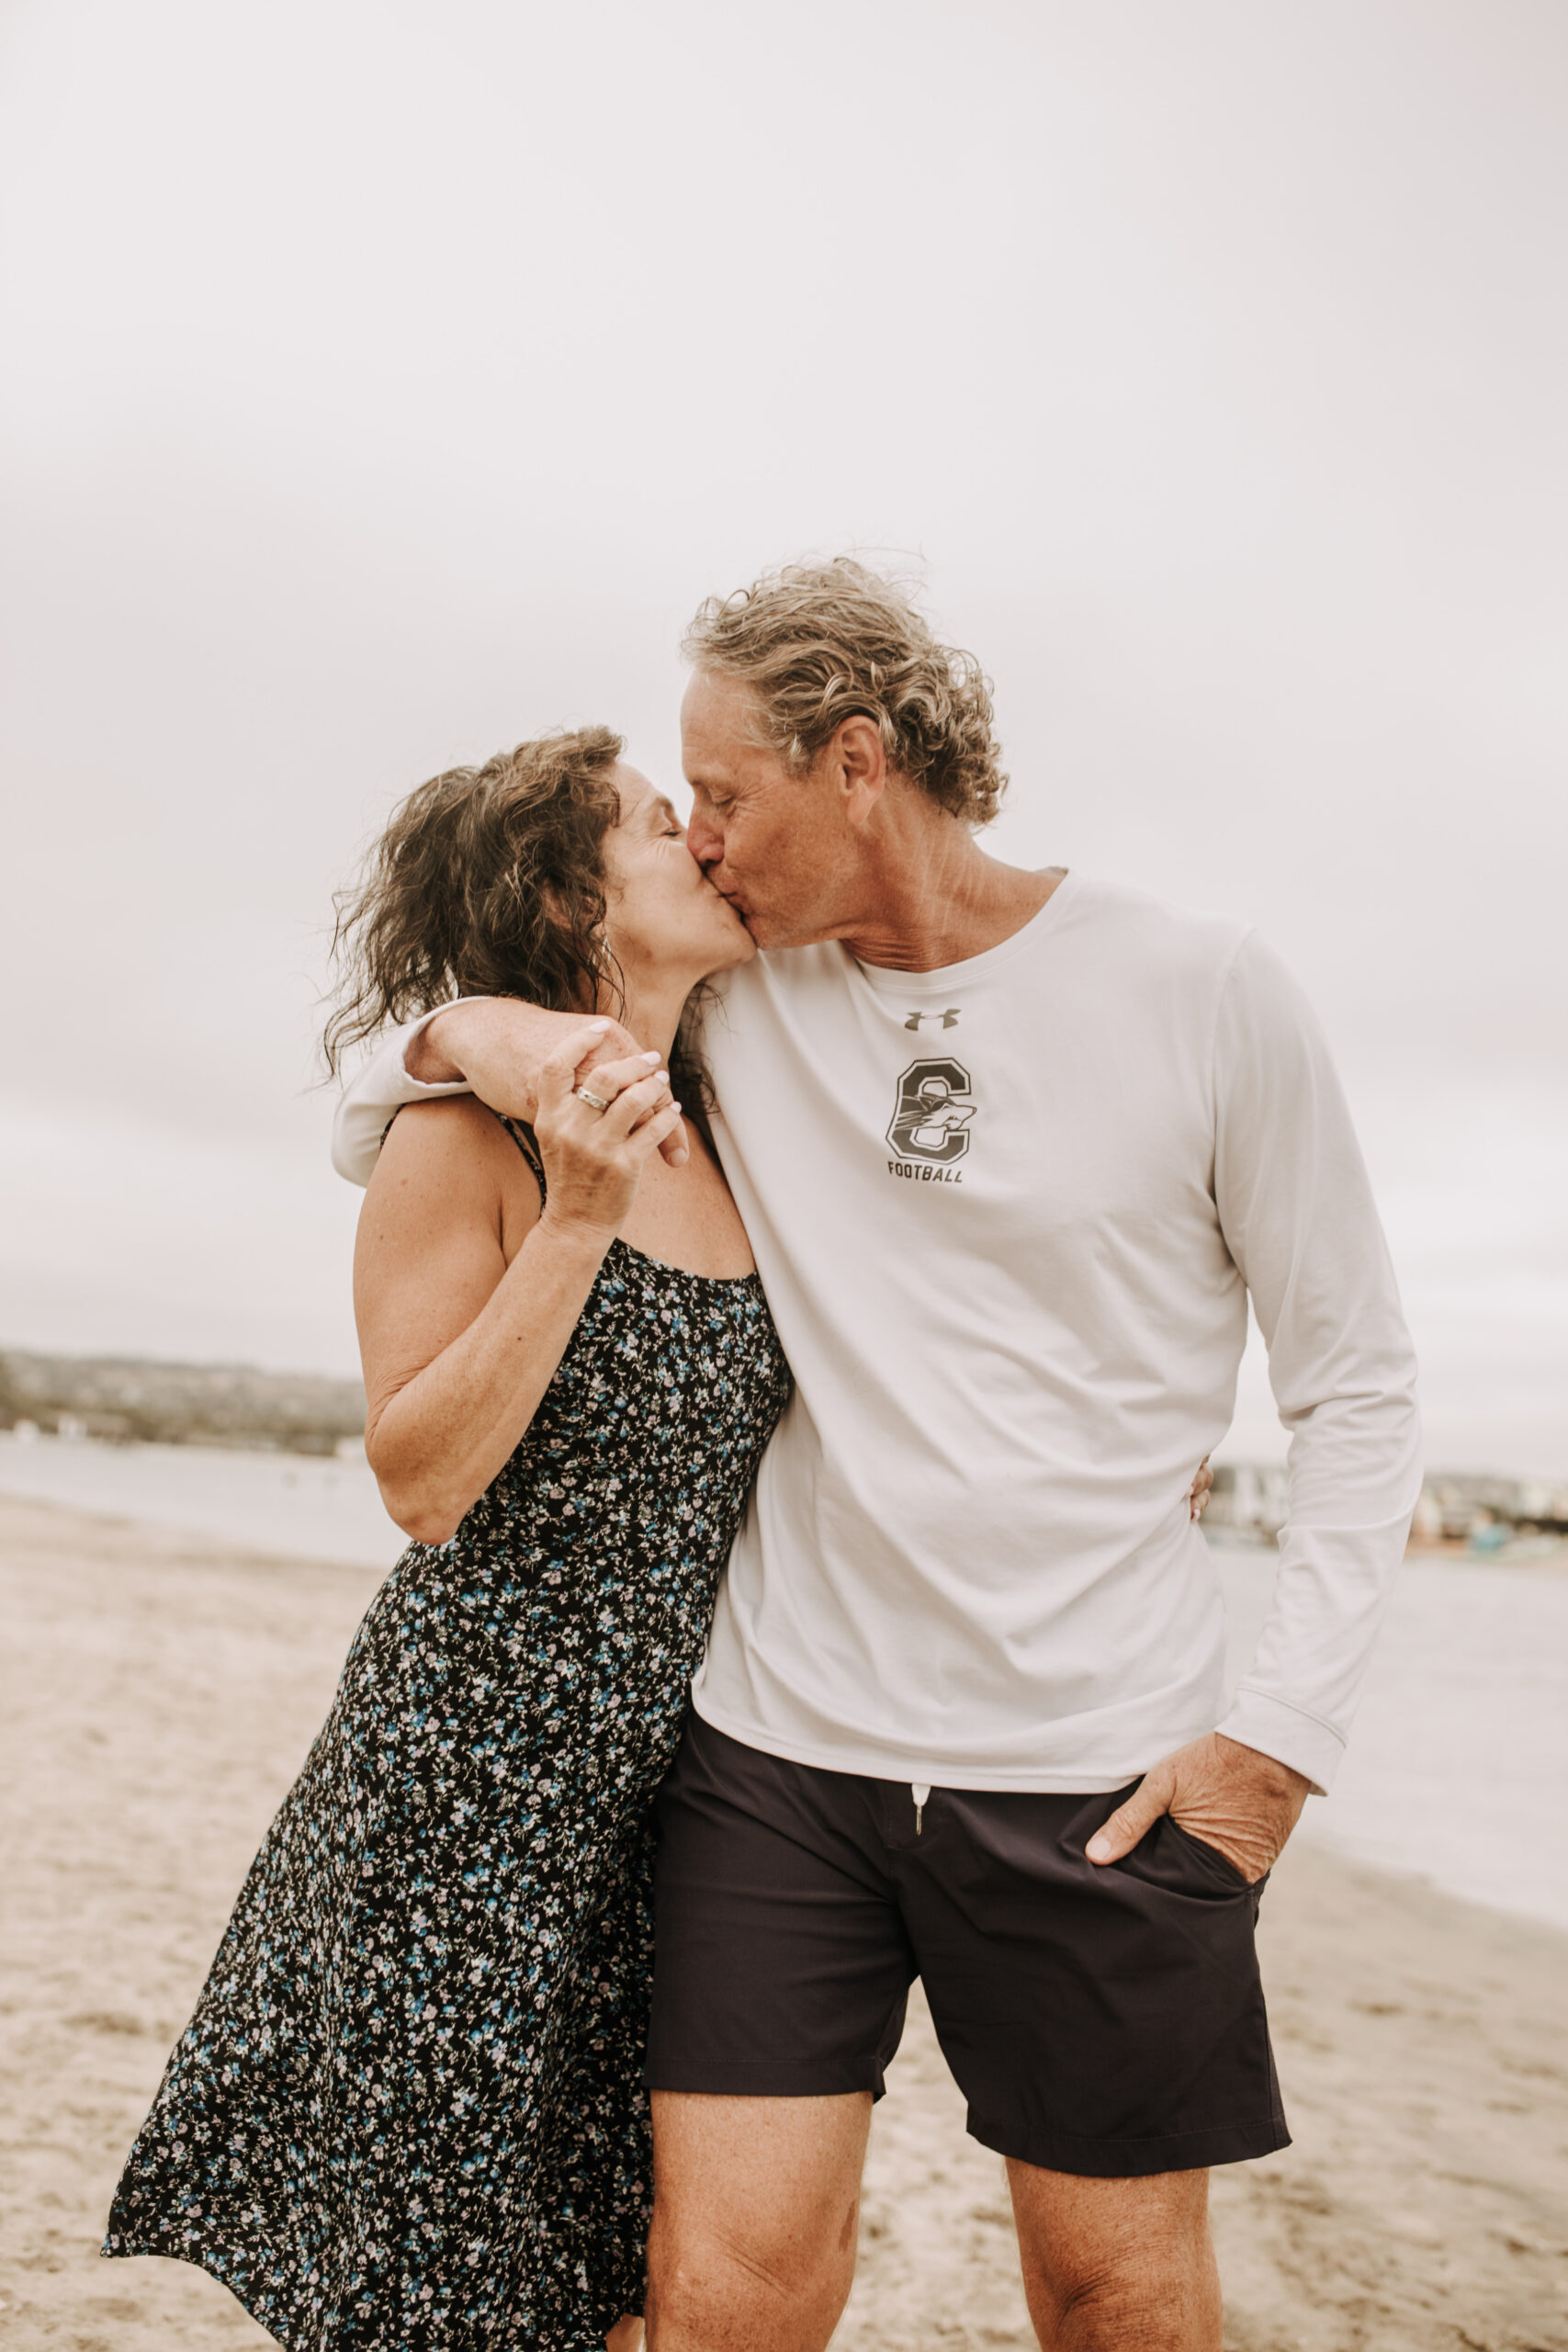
[886,1059,976,1166]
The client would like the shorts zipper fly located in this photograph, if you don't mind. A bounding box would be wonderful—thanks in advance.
[911,1782,931,1835]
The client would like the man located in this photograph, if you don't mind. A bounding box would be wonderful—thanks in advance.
[334,560,1420,2350]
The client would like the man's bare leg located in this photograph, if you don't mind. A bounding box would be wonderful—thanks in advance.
[1007,2161,1220,2352]
[644,2091,872,2352]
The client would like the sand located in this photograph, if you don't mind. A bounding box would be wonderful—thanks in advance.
[2,1491,1565,2352]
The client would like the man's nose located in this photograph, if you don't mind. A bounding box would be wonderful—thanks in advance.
[686,807,723,871]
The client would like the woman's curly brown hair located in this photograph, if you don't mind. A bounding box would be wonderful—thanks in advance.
[682,558,1007,827]
[323,726,713,1118]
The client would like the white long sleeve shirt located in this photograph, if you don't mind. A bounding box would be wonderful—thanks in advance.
[333,871,1421,1793]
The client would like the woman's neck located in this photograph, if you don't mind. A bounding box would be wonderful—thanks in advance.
[605,971,700,1068]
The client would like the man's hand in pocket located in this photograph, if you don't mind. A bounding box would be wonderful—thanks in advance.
[1085,1733,1310,1886]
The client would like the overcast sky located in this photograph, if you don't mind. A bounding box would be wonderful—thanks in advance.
[2,0,1564,1473]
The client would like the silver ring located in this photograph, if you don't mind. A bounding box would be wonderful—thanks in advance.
[574,1084,613,1114]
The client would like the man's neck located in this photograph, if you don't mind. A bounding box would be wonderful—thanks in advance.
[837,827,1066,975]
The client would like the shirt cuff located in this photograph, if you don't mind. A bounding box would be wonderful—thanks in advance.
[383,1003,483,1094]
[1215,1687,1346,1797]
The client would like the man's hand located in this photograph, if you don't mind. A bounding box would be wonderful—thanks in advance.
[1085,1733,1310,1887]
[408,1000,690,1167]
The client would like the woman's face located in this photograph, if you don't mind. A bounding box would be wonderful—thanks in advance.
[600,763,756,988]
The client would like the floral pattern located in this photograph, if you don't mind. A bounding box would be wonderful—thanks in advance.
[104,1120,791,2349]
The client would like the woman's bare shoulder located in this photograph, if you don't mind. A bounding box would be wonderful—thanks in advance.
[369,1095,527,1200]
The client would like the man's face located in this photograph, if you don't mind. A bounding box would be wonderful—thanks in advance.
[681,672,861,951]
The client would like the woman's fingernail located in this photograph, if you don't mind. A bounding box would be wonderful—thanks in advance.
[642,1050,660,1062]
[588,1019,610,1032]
[1086,1835,1112,1863]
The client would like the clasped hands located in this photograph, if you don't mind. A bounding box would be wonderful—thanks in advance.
[412,1005,692,1164]
[1086,1732,1311,1887]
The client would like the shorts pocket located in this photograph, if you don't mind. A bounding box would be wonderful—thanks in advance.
[1165,1818,1257,1893]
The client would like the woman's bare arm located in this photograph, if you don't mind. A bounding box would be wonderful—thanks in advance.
[355,1033,682,1544]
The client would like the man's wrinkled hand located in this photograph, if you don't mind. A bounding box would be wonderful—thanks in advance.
[1084,1733,1310,1887]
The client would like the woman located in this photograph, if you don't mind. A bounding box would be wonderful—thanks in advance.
[105,727,792,2350]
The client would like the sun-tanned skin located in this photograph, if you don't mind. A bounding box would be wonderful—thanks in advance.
[409,675,1307,2352]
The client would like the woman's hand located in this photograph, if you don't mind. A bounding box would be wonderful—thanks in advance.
[532,1028,685,1249]
[1189,1456,1213,1521]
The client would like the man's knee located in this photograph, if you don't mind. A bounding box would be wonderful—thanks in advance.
[645,2210,856,2350]
[645,2091,868,2352]
[1021,2256,1218,2352]
[1009,2162,1220,2352]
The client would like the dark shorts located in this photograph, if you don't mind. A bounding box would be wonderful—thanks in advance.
[646,1711,1289,2178]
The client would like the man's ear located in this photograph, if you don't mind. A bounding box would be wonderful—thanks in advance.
[832,715,888,828]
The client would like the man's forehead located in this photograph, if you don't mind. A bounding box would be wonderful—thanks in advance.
[683,669,752,732]
[682,671,770,777]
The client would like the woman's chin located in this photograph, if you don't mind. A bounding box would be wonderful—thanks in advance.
[695,901,757,971]
[722,916,759,967]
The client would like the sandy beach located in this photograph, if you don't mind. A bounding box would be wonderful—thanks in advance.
[2,1490,1565,2352]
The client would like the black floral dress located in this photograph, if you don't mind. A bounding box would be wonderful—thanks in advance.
[104,1120,792,2350]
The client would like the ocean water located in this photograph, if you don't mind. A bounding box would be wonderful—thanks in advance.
[1213,1548,1568,1931]
[4,1433,1566,1933]
[0,1428,401,1568]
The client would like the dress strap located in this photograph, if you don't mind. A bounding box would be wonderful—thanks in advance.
[496,1114,547,1199]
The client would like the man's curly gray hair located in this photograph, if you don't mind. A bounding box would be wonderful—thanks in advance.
[682,559,1008,828]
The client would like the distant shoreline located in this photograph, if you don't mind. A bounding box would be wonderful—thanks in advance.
[1,1345,365,1458]
[10,1428,1566,1576]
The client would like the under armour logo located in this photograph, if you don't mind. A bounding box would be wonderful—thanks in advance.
[904,1009,961,1032]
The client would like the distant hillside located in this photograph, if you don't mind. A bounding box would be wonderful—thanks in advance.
[0,1349,366,1457]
